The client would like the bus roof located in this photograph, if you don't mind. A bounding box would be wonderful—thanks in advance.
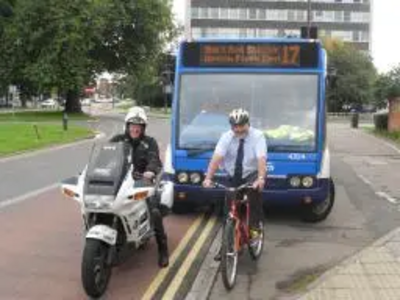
[183,37,322,46]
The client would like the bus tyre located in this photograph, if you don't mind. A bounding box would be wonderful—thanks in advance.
[301,179,335,223]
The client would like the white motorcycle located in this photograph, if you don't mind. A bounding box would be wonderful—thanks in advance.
[61,140,173,298]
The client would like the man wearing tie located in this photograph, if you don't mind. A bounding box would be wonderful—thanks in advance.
[203,108,267,261]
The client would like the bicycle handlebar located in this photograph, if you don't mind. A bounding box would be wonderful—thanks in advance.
[213,182,254,192]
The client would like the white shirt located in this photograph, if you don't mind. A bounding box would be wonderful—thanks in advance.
[214,127,267,178]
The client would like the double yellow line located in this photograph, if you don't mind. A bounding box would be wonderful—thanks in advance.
[142,214,217,300]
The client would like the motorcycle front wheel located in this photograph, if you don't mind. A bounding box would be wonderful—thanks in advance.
[81,239,112,299]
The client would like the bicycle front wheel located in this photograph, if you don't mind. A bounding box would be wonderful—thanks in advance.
[221,218,238,290]
[248,219,265,261]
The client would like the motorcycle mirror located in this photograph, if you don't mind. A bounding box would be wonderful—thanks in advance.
[61,176,79,186]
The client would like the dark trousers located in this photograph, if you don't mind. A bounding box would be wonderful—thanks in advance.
[222,172,264,228]
[135,180,168,249]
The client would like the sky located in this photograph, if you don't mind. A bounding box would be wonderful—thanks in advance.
[172,0,400,74]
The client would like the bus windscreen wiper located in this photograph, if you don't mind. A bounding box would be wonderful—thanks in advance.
[268,145,312,152]
[182,142,216,157]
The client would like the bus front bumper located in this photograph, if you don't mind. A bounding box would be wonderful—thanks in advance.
[173,178,331,207]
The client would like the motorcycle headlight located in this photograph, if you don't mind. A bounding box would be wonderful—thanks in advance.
[289,176,301,188]
[177,172,189,183]
[84,195,113,209]
[190,173,201,184]
[302,176,314,188]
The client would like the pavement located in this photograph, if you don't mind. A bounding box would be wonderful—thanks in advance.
[201,123,400,300]
[297,124,400,300]
[299,227,400,300]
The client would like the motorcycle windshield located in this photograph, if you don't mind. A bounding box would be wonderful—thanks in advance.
[85,140,131,197]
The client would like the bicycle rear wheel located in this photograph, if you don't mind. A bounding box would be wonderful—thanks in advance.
[221,218,238,290]
[248,219,265,261]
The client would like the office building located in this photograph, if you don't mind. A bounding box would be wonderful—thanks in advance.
[185,0,372,52]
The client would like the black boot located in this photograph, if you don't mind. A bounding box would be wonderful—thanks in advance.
[152,207,169,268]
[157,237,169,268]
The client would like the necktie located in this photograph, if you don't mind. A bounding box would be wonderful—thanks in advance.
[233,138,245,185]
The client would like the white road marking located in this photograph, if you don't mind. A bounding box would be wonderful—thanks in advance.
[0,183,60,210]
[358,174,373,186]
[376,191,398,204]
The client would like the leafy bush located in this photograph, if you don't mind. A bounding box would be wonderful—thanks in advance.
[373,112,388,130]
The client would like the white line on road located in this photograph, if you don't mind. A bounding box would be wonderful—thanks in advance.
[0,183,60,211]
[358,174,373,186]
[376,191,398,204]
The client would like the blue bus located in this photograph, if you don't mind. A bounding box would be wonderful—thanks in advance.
[163,37,335,222]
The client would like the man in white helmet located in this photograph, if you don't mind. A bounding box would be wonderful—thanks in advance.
[110,106,169,268]
[203,108,267,261]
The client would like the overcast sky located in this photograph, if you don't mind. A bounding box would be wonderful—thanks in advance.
[172,0,400,73]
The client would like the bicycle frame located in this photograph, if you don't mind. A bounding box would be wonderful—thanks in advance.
[226,188,252,252]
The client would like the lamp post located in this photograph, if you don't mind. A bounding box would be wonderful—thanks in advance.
[307,0,312,38]
[161,70,173,113]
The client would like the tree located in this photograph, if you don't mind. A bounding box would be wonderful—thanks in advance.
[322,38,377,112]
[374,65,400,109]
[0,0,177,112]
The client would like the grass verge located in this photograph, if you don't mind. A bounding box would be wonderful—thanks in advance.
[0,123,94,157]
[364,127,400,145]
[0,111,94,122]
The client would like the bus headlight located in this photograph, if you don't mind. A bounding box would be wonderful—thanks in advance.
[190,173,201,184]
[177,172,189,183]
[302,176,314,188]
[289,176,301,188]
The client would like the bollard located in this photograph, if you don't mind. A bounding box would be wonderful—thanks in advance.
[351,112,359,128]
[63,111,68,131]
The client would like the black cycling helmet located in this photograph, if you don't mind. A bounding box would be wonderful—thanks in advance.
[229,108,250,126]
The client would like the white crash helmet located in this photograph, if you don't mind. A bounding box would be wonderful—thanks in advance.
[229,108,250,126]
[124,106,148,131]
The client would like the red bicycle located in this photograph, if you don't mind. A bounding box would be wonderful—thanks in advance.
[214,182,265,290]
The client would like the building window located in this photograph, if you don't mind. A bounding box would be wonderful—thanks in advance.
[210,8,219,19]
[220,8,229,19]
[191,27,201,38]
[239,8,247,20]
[191,7,199,19]
[297,10,306,21]
[277,10,287,21]
[344,11,351,22]
[239,28,247,38]
[259,9,266,20]
[249,8,257,20]
[334,11,343,22]
[209,28,219,37]
[361,31,369,42]
[199,7,208,19]
[247,28,257,37]
[200,27,207,37]
[353,31,360,42]
[324,11,334,22]
[229,8,239,20]
[288,10,295,21]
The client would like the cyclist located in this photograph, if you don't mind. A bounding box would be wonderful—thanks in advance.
[202,108,267,261]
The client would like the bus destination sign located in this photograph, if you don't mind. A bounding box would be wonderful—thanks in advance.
[182,42,319,68]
